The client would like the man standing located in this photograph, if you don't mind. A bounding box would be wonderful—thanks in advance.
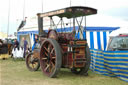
[14,39,19,51]
[22,37,28,58]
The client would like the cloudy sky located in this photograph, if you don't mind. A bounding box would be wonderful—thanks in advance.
[0,0,128,34]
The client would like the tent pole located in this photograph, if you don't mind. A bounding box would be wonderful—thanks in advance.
[7,0,10,41]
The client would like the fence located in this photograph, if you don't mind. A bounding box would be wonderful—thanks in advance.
[90,49,128,82]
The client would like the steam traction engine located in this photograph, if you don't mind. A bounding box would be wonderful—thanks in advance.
[25,6,97,78]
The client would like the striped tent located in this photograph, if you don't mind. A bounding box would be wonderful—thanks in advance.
[85,27,119,50]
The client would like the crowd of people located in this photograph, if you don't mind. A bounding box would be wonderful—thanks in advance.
[0,35,39,60]
[0,37,29,59]
[12,37,28,59]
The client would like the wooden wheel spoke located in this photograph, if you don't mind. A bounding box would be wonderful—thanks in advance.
[50,49,56,59]
[30,61,38,68]
[45,52,48,56]
[33,62,37,65]
[42,57,47,60]
[50,62,55,72]
[50,48,54,54]
[51,62,55,68]
[49,54,56,60]
[44,64,50,72]
[48,44,52,52]
[51,57,56,59]
[44,47,48,52]
[31,64,34,68]
[48,64,52,72]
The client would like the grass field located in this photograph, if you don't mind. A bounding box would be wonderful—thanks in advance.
[0,58,128,85]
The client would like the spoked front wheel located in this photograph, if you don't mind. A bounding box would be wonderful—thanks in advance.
[40,39,62,78]
[26,53,40,71]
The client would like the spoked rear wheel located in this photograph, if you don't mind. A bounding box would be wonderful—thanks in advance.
[40,39,62,78]
[26,53,40,71]
[71,45,91,75]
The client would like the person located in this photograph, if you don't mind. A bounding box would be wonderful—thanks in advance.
[32,35,39,51]
[22,37,28,58]
[13,39,19,51]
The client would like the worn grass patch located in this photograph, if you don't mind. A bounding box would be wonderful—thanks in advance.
[0,58,128,85]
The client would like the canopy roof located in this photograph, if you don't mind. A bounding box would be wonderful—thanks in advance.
[37,6,97,18]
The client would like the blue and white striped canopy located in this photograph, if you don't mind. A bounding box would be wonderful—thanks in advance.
[17,26,119,50]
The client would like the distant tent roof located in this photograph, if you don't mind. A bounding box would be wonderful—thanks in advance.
[17,26,119,35]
